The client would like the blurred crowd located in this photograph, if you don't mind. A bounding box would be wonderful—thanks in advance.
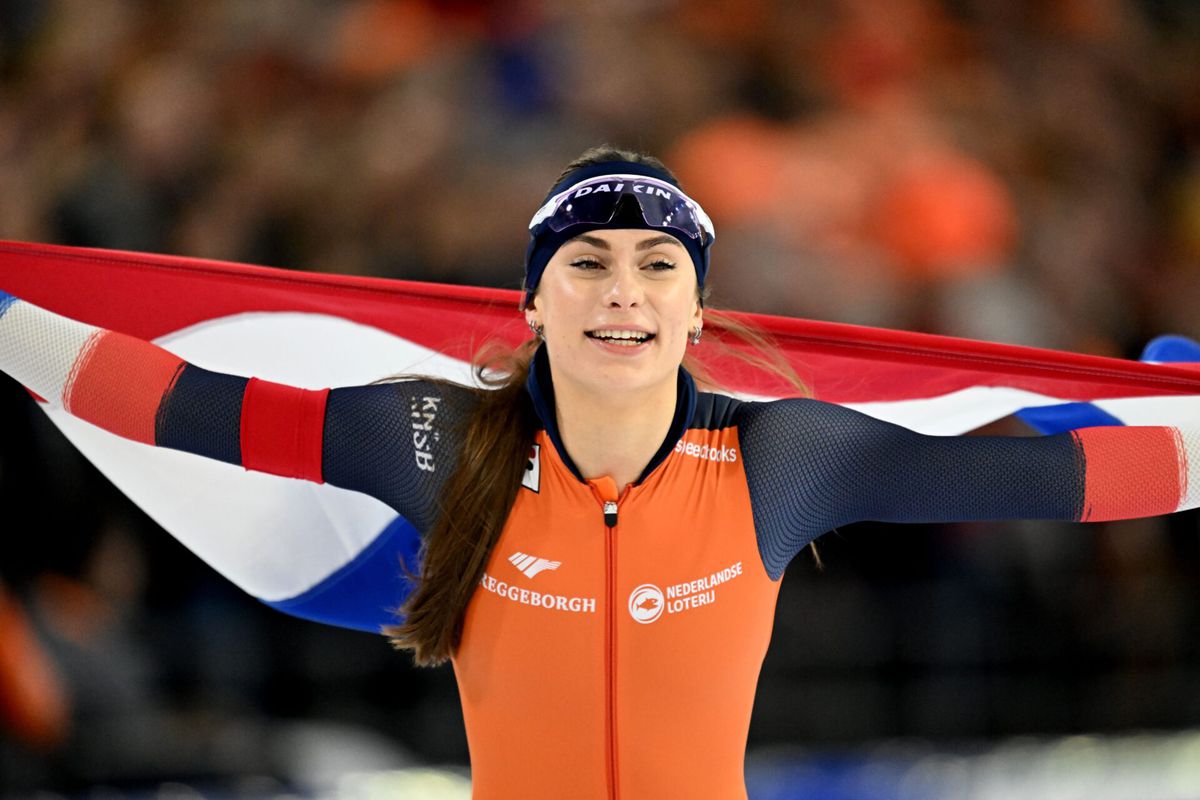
[2,0,1198,348]
[1,0,1200,794]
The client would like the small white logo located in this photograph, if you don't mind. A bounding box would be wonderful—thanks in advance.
[409,396,442,472]
[509,551,560,579]
[673,439,737,463]
[628,584,665,624]
[522,444,541,492]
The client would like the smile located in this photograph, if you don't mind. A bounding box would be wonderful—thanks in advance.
[586,329,656,347]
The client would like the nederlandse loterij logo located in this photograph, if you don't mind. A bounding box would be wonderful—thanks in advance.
[509,551,561,579]
[628,583,665,624]
[628,562,744,623]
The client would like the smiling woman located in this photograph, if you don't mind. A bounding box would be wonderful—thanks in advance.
[2,146,1200,799]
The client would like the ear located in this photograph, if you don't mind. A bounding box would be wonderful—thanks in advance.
[691,295,703,330]
[524,294,540,326]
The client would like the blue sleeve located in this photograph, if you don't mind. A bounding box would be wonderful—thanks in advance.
[737,398,1087,579]
[322,379,477,535]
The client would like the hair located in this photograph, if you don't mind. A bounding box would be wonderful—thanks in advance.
[385,146,812,667]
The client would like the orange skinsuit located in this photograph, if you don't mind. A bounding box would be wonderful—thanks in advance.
[455,419,776,799]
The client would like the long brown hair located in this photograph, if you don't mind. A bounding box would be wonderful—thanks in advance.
[386,147,811,667]
[382,340,540,666]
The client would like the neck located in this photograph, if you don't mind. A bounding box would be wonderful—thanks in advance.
[524,345,696,490]
[553,377,679,490]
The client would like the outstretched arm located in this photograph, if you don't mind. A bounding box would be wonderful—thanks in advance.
[0,289,471,532]
[738,397,1199,578]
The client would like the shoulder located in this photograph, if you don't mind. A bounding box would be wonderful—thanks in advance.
[696,393,855,432]
[691,391,744,430]
[698,393,914,444]
[732,396,916,457]
[732,395,845,428]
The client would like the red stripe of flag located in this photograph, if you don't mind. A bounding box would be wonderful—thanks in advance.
[5,239,1200,405]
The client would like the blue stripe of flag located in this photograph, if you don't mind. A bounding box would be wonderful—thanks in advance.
[0,289,17,320]
[1015,402,1124,435]
[1141,334,1200,364]
[262,514,421,633]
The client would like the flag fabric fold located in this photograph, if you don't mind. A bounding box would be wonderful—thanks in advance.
[2,240,1198,633]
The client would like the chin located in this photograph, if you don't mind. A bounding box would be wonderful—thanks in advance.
[586,360,680,394]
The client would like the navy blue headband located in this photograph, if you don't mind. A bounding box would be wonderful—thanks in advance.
[522,160,712,309]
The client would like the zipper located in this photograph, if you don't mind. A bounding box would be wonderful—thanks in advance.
[591,477,622,800]
[605,502,618,800]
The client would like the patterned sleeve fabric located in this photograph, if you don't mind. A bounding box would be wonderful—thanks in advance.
[0,291,476,534]
[737,398,1200,580]
[322,381,478,534]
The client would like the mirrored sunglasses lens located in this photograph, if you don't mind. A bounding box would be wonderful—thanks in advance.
[639,197,704,241]
[547,191,619,231]
[547,190,704,240]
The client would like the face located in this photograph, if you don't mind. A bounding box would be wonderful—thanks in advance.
[525,228,703,400]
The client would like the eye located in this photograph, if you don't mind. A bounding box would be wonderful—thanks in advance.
[644,259,677,271]
[569,258,603,270]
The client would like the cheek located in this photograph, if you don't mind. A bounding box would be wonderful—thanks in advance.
[663,287,701,326]
[536,286,583,325]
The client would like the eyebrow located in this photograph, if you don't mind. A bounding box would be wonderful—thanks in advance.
[568,233,683,251]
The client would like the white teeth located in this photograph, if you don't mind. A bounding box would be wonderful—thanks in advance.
[590,329,651,341]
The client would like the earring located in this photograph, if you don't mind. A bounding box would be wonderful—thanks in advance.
[690,326,703,345]
[529,320,545,340]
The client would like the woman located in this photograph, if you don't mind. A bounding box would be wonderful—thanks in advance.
[1,146,1198,798]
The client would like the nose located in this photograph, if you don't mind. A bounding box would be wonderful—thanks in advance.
[603,262,643,308]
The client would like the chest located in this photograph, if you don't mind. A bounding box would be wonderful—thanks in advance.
[501,428,756,593]
[457,427,778,676]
